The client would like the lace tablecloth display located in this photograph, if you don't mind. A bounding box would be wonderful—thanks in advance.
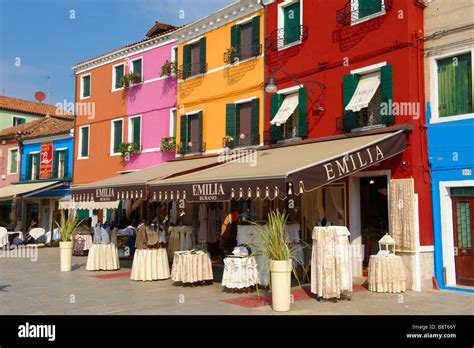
[171,251,213,284]
[130,249,170,281]
[368,255,406,293]
[311,226,353,299]
[222,256,259,289]
[237,225,269,286]
[86,244,120,271]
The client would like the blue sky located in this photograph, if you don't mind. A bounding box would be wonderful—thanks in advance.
[0,0,233,106]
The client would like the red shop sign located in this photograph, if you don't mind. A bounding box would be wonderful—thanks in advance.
[40,142,53,179]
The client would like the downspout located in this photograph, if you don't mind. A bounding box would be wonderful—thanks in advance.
[261,0,268,146]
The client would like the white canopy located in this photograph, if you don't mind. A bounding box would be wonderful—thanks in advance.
[270,93,299,126]
[345,73,381,112]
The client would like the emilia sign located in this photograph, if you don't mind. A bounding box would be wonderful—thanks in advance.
[95,188,115,201]
[192,183,225,201]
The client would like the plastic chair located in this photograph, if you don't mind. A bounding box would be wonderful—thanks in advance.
[0,227,8,248]
[29,228,46,241]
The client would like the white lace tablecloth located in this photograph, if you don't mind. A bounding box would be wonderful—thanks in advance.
[222,256,259,289]
[311,226,353,299]
[237,225,269,286]
[74,234,93,251]
[368,255,406,293]
[86,244,120,271]
[130,249,170,281]
[171,252,213,284]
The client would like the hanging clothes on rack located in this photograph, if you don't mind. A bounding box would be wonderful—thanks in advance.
[135,223,148,250]
[198,204,208,242]
[170,201,178,225]
[207,204,217,243]
[93,222,110,245]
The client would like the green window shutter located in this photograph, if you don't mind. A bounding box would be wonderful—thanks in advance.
[83,75,90,97]
[198,111,203,152]
[113,120,123,153]
[251,98,260,145]
[343,73,361,129]
[35,154,40,180]
[183,44,192,79]
[270,94,285,142]
[10,150,17,173]
[298,87,308,138]
[115,65,124,89]
[199,37,207,74]
[63,149,69,178]
[226,104,237,138]
[230,25,241,62]
[380,64,394,124]
[133,59,142,81]
[359,0,382,19]
[52,151,59,178]
[25,154,32,181]
[81,127,89,157]
[180,115,188,152]
[438,53,472,117]
[132,117,141,147]
[251,16,260,57]
[284,2,301,46]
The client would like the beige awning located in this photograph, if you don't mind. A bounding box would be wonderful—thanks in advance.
[345,73,381,112]
[0,181,61,201]
[72,200,120,210]
[270,93,299,126]
[71,155,224,202]
[149,130,408,202]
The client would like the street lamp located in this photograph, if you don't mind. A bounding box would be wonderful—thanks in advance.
[265,74,278,94]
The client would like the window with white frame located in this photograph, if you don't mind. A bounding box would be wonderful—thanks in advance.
[111,119,124,155]
[113,63,125,90]
[130,57,143,83]
[12,117,25,126]
[435,52,472,118]
[8,148,18,174]
[78,125,90,158]
[169,108,177,137]
[277,0,302,49]
[128,116,141,148]
[81,74,91,99]
[351,0,385,24]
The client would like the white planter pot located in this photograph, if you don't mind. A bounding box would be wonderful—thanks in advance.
[59,241,73,272]
[269,259,292,312]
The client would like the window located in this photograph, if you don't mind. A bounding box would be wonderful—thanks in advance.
[8,148,18,174]
[182,37,207,79]
[351,0,385,23]
[81,74,91,99]
[129,116,141,148]
[172,46,178,65]
[229,16,261,63]
[180,111,203,154]
[225,99,260,147]
[113,63,125,90]
[169,108,177,137]
[53,149,69,178]
[437,53,472,118]
[26,153,40,181]
[78,126,89,158]
[111,119,123,155]
[12,117,25,126]
[283,1,301,46]
[130,58,143,83]
[342,64,393,130]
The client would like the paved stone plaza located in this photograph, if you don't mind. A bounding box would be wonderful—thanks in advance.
[0,248,473,315]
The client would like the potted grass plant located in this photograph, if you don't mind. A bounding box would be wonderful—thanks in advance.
[255,210,305,312]
[56,211,82,272]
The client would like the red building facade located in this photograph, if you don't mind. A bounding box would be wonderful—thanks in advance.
[264,0,432,289]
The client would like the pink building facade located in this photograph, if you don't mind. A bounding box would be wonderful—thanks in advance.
[125,41,177,171]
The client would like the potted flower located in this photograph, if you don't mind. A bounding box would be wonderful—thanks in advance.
[161,137,176,152]
[224,135,235,149]
[118,72,141,88]
[160,60,178,77]
[56,211,83,272]
[255,210,305,312]
[118,142,141,157]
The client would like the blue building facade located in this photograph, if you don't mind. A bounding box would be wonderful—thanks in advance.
[18,133,74,232]
[428,107,474,292]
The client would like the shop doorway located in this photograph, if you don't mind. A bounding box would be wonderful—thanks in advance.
[452,195,474,286]
[360,176,389,267]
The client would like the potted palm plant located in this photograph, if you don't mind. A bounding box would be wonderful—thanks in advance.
[56,211,82,272]
[255,210,305,312]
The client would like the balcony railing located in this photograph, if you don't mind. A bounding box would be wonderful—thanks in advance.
[21,171,71,182]
[336,0,393,26]
[336,112,394,131]
[178,62,208,80]
[224,42,262,64]
[265,25,308,51]
[176,142,206,155]
[222,133,260,149]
